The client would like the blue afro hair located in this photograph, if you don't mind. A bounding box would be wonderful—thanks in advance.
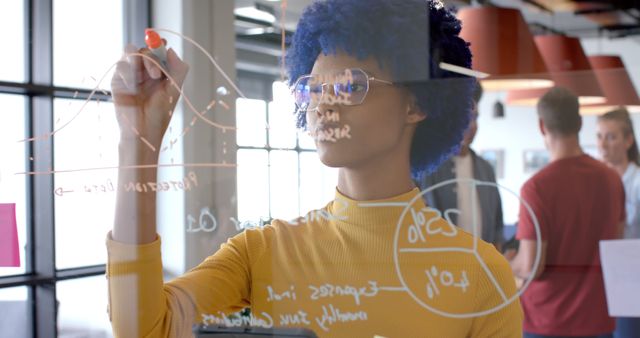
[285,0,475,179]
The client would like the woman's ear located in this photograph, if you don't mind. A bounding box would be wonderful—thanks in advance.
[406,97,427,124]
[625,134,635,151]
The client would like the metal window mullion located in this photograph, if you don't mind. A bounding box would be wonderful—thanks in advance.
[123,0,150,46]
[30,0,57,337]
[265,80,273,220]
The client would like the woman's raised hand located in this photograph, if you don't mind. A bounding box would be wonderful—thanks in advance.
[111,43,189,158]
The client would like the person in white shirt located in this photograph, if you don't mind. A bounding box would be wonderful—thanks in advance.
[597,107,640,239]
[596,107,640,338]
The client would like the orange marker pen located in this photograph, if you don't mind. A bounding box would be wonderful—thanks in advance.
[145,28,168,69]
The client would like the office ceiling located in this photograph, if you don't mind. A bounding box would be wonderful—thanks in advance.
[233,0,640,76]
[234,0,640,39]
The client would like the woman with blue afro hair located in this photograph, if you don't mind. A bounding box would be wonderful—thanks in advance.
[286,0,475,180]
[107,0,523,336]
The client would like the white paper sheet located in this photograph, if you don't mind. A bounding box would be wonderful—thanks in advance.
[599,239,640,317]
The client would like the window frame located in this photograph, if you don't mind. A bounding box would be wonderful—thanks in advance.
[236,70,318,221]
[0,0,149,336]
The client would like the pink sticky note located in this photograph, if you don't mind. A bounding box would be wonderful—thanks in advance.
[0,203,20,267]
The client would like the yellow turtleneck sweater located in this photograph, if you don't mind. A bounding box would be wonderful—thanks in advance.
[107,188,523,337]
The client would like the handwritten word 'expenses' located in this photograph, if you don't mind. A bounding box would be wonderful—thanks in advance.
[425,266,469,300]
[309,281,379,306]
[124,171,198,193]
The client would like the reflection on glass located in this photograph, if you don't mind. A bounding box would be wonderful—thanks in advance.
[53,0,122,89]
[236,99,267,147]
[0,287,30,338]
[269,150,299,219]
[57,276,113,337]
[53,98,119,269]
[237,149,269,222]
[0,94,27,277]
[0,0,25,82]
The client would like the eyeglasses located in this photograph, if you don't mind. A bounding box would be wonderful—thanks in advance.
[291,68,394,112]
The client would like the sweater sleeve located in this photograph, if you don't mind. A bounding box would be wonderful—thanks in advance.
[106,231,254,338]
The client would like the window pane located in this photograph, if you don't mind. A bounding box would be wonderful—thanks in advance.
[237,149,269,222]
[53,98,119,269]
[0,287,31,338]
[268,101,297,149]
[236,99,267,147]
[53,0,123,89]
[57,276,113,337]
[0,1,25,82]
[0,94,27,276]
[298,129,316,150]
[299,152,338,214]
[268,82,297,149]
[269,150,299,220]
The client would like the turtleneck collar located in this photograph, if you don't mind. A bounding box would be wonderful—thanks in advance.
[328,187,424,227]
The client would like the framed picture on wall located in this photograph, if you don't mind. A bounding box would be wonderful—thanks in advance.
[479,149,505,179]
[523,149,550,173]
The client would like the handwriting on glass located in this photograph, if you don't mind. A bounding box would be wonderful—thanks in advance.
[309,281,379,306]
[309,125,352,143]
[186,207,218,233]
[55,172,199,197]
[424,266,469,299]
[83,179,116,194]
[186,207,267,234]
[309,69,356,107]
[124,171,198,193]
[201,312,274,328]
[289,199,348,226]
[309,110,353,143]
[407,206,458,243]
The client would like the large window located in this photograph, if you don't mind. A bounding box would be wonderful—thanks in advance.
[236,80,338,223]
[0,1,146,336]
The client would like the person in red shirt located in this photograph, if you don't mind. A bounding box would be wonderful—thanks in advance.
[507,87,626,338]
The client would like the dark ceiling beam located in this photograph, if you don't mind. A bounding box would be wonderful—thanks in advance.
[600,23,640,37]
[572,0,640,11]
[574,7,618,15]
[235,14,273,27]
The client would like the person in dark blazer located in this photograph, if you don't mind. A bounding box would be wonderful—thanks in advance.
[419,82,504,248]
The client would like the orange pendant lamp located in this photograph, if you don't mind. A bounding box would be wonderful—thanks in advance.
[458,6,553,91]
[581,55,640,115]
[506,35,605,106]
